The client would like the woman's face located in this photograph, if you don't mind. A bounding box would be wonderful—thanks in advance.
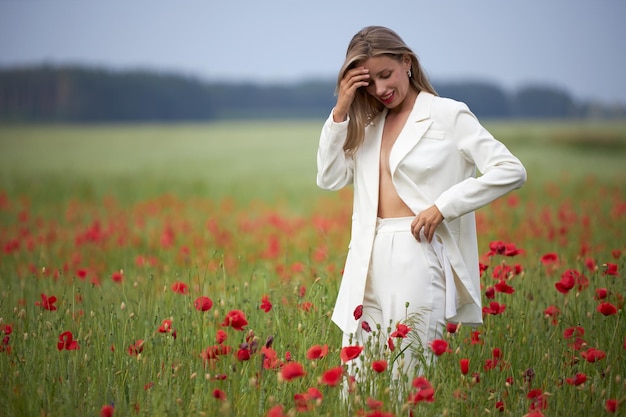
[359,55,413,111]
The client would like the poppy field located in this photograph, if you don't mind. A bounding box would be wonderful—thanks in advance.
[0,121,625,416]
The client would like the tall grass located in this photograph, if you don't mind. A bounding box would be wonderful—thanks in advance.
[0,120,624,416]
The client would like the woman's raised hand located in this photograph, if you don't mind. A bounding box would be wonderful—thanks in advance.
[333,67,370,122]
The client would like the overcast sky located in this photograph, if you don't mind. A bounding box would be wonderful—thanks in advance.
[1,0,625,104]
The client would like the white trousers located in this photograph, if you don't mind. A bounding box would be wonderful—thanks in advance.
[343,216,446,380]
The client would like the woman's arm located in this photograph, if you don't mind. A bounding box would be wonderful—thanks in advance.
[316,111,355,191]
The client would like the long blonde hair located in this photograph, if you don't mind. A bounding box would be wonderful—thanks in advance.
[337,26,437,155]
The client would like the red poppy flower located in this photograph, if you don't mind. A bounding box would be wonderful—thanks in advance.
[362,321,372,332]
[581,347,606,362]
[485,286,495,299]
[267,405,287,417]
[540,252,558,265]
[221,310,248,331]
[194,296,213,312]
[584,257,597,272]
[390,323,411,338]
[111,271,123,283]
[281,362,306,381]
[100,404,114,417]
[35,293,57,311]
[603,263,618,276]
[486,241,524,257]
[321,366,343,386]
[387,337,395,351]
[366,397,384,410]
[470,330,483,345]
[236,348,251,361]
[446,322,458,334]
[57,331,79,351]
[261,346,282,369]
[171,281,188,294]
[216,329,227,344]
[495,279,515,294]
[408,376,435,403]
[429,339,451,356]
[527,388,548,411]
[555,270,576,294]
[212,389,226,401]
[597,302,618,316]
[306,344,328,360]
[483,301,506,315]
[605,399,619,413]
[594,288,609,300]
[127,340,144,356]
[459,358,470,375]
[353,304,363,320]
[565,372,587,386]
[158,319,173,333]
[260,295,272,313]
[372,360,387,373]
[340,345,364,363]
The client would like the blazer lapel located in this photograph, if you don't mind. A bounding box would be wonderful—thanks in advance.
[389,92,434,175]
[358,112,386,213]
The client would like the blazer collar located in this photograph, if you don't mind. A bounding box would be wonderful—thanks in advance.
[389,91,434,175]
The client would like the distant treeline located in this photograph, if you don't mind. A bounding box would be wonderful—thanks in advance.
[0,66,624,122]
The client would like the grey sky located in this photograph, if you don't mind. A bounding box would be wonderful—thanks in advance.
[1,0,625,104]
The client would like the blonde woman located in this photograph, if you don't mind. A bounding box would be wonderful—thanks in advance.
[317,26,526,378]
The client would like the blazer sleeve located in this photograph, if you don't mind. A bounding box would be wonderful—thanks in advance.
[434,100,527,221]
[316,111,355,191]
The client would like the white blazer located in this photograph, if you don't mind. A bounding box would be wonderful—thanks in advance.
[317,92,527,335]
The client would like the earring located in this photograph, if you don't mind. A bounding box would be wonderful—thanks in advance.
[407,69,412,78]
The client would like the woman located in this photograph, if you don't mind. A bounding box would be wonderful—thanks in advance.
[316,26,526,378]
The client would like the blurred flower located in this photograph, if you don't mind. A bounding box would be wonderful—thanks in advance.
[495,279,515,294]
[527,388,548,411]
[158,319,173,333]
[594,288,609,300]
[212,389,226,401]
[408,376,435,404]
[127,340,144,356]
[446,322,458,334]
[267,405,287,417]
[429,339,451,356]
[171,281,188,294]
[565,372,587,386]
[390,323,411,338]
[362,321,372,333]
[111,271,123,283]
[216,330,227,344]
[100,404,114,417]
[260,295,272,313]
[605,399,619,413]
[35,293,57,311]
[603,263,618,276]
[597,302,618,316]
[486,241,524,257]
[459,358,470,375]
[281,362,306,381]
[221,310,248,331]
[483,301,506,315]
[194,296,213,312]
[353,304,363,320]
[580,347,606,362]
[372,360,387,373]
[306,344,328,360]
[320,366,343,386]
[57,331,79,351]
[340,345,364,362]
[555,270,577,294]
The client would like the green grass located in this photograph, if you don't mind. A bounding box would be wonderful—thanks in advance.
[0,120,625,417]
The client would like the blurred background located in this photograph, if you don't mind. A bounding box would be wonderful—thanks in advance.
[1,0,625,122]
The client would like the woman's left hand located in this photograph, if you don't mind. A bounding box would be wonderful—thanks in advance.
[411,205,444,243]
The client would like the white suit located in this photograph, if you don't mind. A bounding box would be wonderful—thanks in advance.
[317,91,527,336]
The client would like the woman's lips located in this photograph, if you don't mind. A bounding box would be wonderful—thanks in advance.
[380,92,395,105]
